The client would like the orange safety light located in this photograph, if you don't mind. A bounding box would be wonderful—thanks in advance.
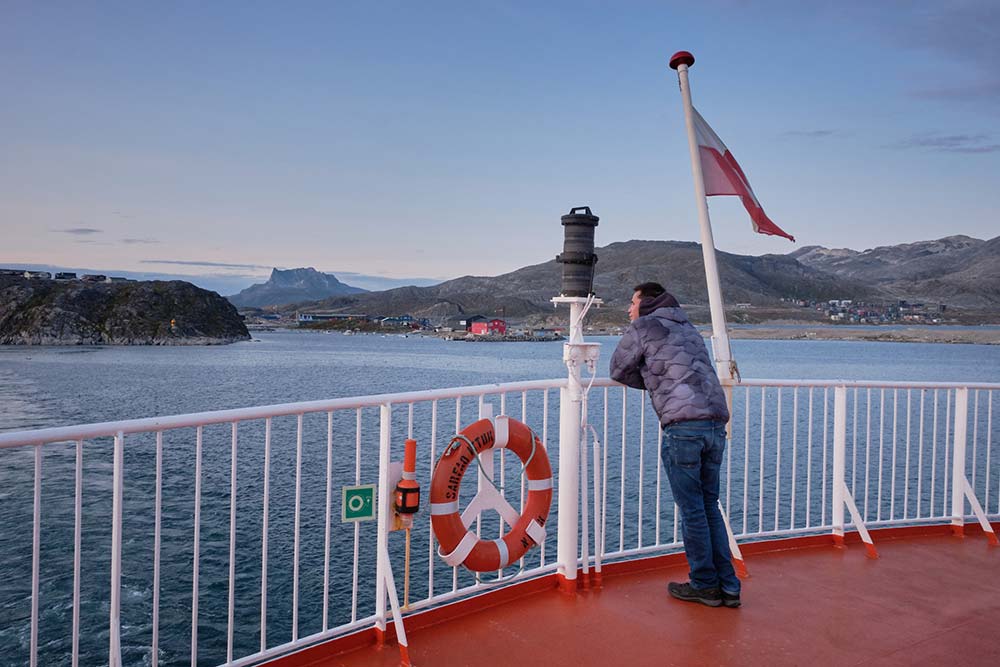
[394,438,420,514]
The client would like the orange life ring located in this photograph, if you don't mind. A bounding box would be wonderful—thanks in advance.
[430,416,552,572]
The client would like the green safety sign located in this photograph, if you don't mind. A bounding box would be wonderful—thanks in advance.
[342,484,376,522]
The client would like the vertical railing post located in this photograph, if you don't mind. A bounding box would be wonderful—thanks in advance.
[30,444,42,667]
[375,403,393,634]
[191,427,202,667]
[260,419,271,653]
[831,387,847,545]
[593,406,604,584]
[151,433,162,667]
[948,387,999,544]
[951,388,969,535]
[291,416,303,642]
[226,422,238,664]
[478,402,494,544]
[830,386,878,557]
[109,432,124,667]
[73,439,84,667]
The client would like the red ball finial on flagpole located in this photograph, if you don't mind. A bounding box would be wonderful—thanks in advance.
[669,51,695,70]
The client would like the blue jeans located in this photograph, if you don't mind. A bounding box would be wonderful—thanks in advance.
[662,419,740,594]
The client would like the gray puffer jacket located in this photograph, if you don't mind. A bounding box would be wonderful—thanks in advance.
[610,306,729,425]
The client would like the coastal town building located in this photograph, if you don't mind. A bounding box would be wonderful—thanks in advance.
[461,315,488,331]
[381,315,415,327]
[470,319,508,335]
[296,311,367,323]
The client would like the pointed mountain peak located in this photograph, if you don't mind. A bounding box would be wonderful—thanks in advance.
[228,267,366,308]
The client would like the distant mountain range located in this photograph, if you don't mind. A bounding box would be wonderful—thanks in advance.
[227,268,366,308]
[295,240,870,321]
[229,235,1000,322]
[790,235,1000,308]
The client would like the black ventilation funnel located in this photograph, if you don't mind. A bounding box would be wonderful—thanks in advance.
[556,206,599,297]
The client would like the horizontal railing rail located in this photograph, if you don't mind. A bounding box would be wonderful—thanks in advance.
[729,379,1000,390]
[0,376,996,667]
[0,379,572,449]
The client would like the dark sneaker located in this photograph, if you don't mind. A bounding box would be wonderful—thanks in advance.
[667,581,722,607]
[721,590,741,608]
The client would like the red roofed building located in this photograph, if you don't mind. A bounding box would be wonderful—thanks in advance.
[470,319,507,335]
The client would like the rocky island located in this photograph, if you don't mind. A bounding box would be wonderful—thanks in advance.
[0,275,250,345]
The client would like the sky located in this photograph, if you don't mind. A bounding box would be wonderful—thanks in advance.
[2,1,998,293]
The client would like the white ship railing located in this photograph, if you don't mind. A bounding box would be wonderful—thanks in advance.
[0,378,997,666]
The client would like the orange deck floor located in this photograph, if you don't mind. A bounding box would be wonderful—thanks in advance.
[301,529,1000,667]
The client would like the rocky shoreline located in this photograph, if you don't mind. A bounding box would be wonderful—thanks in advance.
[2,334,250,346]
[0,276,250,346]
[723,326,1000,345]
[441,333,565,342]
[288,325,999,345]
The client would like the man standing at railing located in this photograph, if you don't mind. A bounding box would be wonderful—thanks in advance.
[610,282,741,608]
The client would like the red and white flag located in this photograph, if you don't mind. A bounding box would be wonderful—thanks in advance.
[692,107,795,242]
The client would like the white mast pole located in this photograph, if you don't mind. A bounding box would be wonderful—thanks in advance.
[669,51,735,383]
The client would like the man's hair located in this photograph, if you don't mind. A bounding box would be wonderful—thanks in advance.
[632,282,666,298]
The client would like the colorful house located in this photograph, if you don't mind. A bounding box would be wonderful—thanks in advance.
[470,319,507,335]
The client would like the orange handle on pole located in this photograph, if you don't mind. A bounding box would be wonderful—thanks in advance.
[395,439,420,514]
[403,438,416,475]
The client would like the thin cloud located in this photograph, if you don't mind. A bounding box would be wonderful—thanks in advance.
[911,79,1000,102]
[141,260,273,270]
[781,129,837,139]
[334,269,442,282]
[886,133,1000,153]
[54,227,103,235]
[324,270,443,290]
[121,238,159,245]
[884,1,1000,105]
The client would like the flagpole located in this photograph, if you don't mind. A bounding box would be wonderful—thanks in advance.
[669,50,736,384]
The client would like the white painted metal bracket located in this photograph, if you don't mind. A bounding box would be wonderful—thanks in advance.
[961,477,999,545]
[832,387,879,558]
[950,387,999,545]
[718,501,749,577]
